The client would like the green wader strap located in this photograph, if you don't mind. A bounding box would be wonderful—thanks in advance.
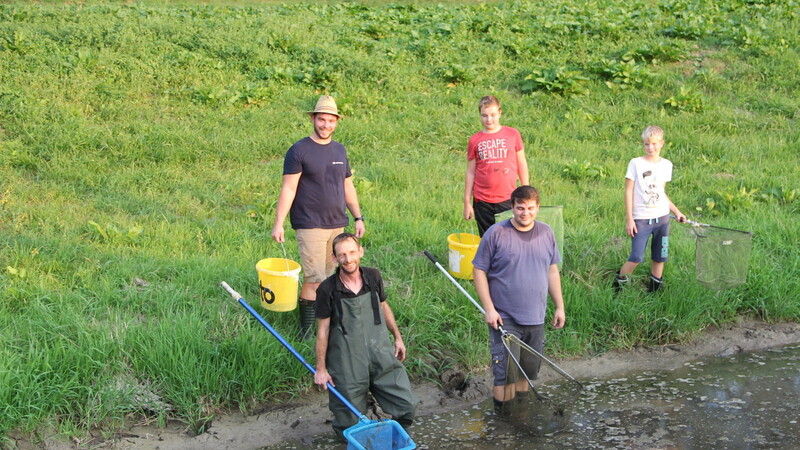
[332,270,382,336]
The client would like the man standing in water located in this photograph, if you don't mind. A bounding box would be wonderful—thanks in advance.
[313,233,417,440]
[272,95,365,340]
[472,185,565,415]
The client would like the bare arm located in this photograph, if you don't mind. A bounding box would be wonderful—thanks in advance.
[624,178,637,238]
[473,268,502,329]
[343,176,365,238]
[664,192,686,222]
[516,149,529,186]
[381,302,407,361]
[272,173,302,243]
[464,158,476,220]
[314,317,333,389]
[547,264,565,329]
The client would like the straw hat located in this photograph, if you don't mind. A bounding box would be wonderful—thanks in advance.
[306,95,342,118]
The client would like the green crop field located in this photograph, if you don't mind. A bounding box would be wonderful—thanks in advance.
[1,0,798,444]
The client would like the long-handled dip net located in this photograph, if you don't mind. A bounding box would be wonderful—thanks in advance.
[675,217,753,290]
[425,251,584,436]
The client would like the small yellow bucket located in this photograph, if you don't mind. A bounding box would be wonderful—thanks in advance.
[447,233,481,280]
[256,258,301,312]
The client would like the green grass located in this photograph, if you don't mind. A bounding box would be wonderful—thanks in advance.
[1,0,799,443]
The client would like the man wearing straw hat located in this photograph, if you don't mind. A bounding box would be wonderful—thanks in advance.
[272,95,366,340]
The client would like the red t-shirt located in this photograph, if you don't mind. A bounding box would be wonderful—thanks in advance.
[467,126,524,203]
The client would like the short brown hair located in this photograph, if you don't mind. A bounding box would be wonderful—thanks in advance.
[478,95,501,113]
[332,232,360,255]
[511,185,540,206]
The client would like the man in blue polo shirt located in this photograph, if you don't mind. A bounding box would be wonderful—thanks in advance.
[272,95,366,340]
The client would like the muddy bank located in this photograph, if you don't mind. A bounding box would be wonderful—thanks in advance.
[12,319,800,450]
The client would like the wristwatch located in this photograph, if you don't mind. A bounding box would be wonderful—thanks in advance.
[354,216,365,222]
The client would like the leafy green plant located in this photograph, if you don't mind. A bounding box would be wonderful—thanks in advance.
[664,86,705,112]
[87,221,143,244]
[293,65,338,90]
[703,187,761,214]
[761,187,798,206]
[692,67,723,85]
[437,63,475,85]
[360,21,393,40]
[695,197,721,217]
[660,2,713,40]
[719,186,759,211]
[622,41,690,64]
[189,83,271,106]
[519,67,589,96]
[189,86,232,105]
[591,57,651,89]
[6,266,26,279]
[562,160,609,181]
[250,66,294,83]
[1,29,36,55]
[232,83,272,106]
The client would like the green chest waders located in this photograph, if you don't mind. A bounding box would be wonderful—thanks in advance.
[327,292,417,438]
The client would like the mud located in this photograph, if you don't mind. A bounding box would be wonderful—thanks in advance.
[10,318,800,450]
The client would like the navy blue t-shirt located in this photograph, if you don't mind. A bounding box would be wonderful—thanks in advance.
[283,137,352,230]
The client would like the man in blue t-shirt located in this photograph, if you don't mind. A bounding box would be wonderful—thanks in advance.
[472,185,565,415]
[272,95,366,340]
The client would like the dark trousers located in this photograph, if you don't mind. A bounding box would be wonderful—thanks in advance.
[474,199,512,236]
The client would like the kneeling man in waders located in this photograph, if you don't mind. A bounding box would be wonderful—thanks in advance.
[314,233,417,440]
[473,185,566,416]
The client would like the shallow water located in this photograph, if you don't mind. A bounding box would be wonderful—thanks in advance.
[266,344,800,449]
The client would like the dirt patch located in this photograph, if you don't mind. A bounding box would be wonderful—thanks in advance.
[11,319,800,450]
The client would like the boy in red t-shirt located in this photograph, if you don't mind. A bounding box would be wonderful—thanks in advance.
[463,96,529,236]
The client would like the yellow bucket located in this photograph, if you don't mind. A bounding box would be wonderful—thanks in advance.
[256,258,301,312]
[447,233,481,280]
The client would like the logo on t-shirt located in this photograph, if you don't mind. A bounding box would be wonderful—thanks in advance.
[332,161,344,165]
[477,138,509,161]
[641,170,660,207]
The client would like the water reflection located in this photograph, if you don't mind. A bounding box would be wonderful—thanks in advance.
[265,345,800,449]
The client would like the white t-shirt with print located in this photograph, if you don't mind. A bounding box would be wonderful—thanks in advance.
[625,156,673,220]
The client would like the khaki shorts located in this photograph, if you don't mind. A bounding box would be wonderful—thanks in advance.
[295,228,344,283]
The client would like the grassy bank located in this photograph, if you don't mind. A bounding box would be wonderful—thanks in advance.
[1,0,798,443]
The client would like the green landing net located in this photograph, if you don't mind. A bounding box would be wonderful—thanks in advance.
[689,222,753,290]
